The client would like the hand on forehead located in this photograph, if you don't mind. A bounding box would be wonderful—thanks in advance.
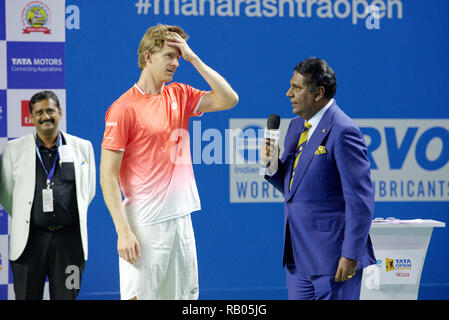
[167,31,181,37]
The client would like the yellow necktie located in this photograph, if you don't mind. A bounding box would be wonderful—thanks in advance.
[289,122,312,191]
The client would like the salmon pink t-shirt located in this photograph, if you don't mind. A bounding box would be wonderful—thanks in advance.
[102,82,206,226]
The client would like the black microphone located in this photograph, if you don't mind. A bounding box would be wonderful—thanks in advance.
[265,114,280,168]
[267,114,281,131]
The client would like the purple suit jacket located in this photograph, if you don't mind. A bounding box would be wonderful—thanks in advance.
[266,102,376,276]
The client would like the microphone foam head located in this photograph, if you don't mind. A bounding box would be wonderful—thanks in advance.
[267,114,281,130]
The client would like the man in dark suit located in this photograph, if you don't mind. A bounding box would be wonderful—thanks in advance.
[261,57,376,300]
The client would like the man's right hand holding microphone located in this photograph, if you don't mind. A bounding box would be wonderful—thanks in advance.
[260,114,281,176]
[260,138,280,176]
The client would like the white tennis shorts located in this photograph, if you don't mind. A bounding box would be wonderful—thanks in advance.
[119,214,199,300]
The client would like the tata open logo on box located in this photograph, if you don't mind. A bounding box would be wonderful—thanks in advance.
[373,250,423,285]
[356,119,449,202]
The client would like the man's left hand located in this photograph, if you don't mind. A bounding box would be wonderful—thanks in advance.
[334,257,358,282]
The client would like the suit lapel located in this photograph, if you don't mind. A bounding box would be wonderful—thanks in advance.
[61,132,81,198]
[26,133,37,189]
[286,103,336,201]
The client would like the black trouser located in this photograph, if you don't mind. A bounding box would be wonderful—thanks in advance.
[10,225,85,300]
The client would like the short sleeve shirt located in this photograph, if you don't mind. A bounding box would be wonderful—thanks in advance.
[102,82,206,225]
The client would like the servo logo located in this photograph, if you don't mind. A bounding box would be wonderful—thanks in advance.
[355,119,449,201]
[21,1,52,34]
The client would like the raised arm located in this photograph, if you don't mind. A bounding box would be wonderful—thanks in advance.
[166,32,239,113]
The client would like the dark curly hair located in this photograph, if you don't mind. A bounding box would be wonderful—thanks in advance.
[29,90,61,114]
[294,57,337,99]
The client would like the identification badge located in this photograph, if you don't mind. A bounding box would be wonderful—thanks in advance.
[42,188,54,213]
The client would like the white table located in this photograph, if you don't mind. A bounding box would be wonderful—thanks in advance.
[360,219,445,300]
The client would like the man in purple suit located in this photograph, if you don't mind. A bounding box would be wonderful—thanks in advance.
[261,57,376,300]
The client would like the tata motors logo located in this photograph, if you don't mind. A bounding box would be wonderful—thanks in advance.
[7,42,65,89]
[21,1,52,34]
[355,119,449,202]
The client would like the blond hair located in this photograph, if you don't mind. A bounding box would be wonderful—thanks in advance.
[137,24,188,71]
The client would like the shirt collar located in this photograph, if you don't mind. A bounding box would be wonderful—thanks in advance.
[134,83,146,95]
[308,98,334,127]
[35,131,63,149]
[306,98,334,137]
[134,83,165,96]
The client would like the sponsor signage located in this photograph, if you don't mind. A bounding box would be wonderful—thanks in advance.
[7,41,65,89]
[374,250,424,284]
[21,1,53,34]
[229,118,290,203]
[229,118,449,203]
[5,0,65,42]
[21,100,33,127]
[356,119,449,202]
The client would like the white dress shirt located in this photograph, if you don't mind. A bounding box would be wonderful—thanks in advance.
[305,98,334,140]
